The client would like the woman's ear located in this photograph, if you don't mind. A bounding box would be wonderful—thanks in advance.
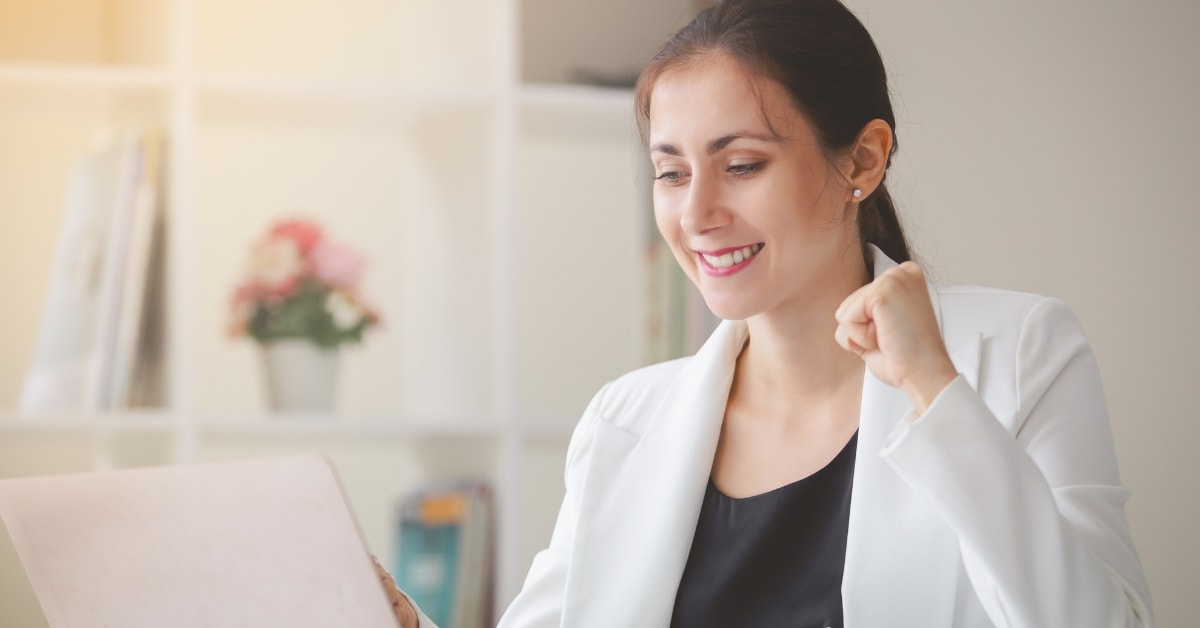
[845,119,893,200]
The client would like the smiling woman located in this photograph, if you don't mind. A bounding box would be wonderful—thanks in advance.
[383,1,1156,626]
[645,52,876,324]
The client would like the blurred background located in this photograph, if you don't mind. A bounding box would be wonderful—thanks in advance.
[0,0,1196,626]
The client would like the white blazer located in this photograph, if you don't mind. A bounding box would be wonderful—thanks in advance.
[431,247,1153,628]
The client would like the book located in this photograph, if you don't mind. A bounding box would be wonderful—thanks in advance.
[393,481,494,628]
[19,129,164,414]
[84,131,143,409]
[20,136,126,413]
[104,130,164,408]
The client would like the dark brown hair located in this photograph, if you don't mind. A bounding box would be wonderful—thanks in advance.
[634,0,911,265]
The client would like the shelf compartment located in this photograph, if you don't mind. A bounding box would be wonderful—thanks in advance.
[191,103,497,418]
[0,0,171,68]
[520,0,695,84]
[194,0,502,85]
[514,103,646,418]
[0,96,168,411]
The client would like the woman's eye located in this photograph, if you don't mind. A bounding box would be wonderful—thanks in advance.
[727,162,764,176]
[655,170,689,185]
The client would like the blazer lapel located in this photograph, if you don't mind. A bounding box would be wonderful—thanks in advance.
[843,246,983,626]
[562,320,748,628]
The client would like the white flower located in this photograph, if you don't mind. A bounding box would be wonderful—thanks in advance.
[325,290,362,329]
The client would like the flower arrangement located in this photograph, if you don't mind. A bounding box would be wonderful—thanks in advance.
[229,218,380,349]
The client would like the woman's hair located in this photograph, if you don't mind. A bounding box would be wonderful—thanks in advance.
[634,0,912,265]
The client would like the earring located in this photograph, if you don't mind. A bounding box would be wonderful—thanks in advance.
[852,188,863,198]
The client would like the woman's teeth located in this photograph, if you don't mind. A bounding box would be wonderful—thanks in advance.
[701,243,763,269]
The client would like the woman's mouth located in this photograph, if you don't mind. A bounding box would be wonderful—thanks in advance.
[697,243,764,276]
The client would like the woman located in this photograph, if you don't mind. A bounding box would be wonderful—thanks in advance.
[386,0,1154,625]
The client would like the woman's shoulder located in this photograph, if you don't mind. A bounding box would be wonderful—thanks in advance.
[931,282,1090,352]
[934,282,1075,324]
[586,356,694,431]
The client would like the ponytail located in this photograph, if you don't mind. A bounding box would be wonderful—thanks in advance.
[857,182,911,266]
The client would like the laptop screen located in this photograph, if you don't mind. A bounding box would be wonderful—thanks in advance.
[0,456,398,628]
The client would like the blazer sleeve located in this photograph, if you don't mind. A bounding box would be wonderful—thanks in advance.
[881,297,1154,627]
[495,382,609,628]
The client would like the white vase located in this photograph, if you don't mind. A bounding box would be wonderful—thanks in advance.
[260,340,340,413]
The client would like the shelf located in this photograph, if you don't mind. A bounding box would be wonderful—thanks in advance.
[518,83,634,110]
[0,411,176,436]
[198,74,495,110]
[0,62,171,117]
[197,415,505,438]
[0,413,578,439]
[0,62,172,90]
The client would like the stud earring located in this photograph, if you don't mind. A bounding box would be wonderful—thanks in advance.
[852,188,863,198]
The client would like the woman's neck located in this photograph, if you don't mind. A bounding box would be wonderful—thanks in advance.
[735,257,870,409]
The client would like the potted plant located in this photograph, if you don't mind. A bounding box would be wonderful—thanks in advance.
[229,217,379,412]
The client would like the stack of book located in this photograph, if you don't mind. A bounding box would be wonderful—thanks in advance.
[19,129,165,414]
[393,481,494,628]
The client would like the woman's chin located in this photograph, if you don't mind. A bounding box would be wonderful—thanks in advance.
[700,295,760,322]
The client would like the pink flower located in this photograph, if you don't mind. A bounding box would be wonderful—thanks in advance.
[247,237,305,296]
[271,219,324,254]
[311,241,365,288]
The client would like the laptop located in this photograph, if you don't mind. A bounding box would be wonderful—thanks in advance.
[0,455,399,627]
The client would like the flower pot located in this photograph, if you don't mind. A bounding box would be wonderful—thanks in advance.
[260,339,340,413]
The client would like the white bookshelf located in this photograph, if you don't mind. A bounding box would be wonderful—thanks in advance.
[0,0,700,624]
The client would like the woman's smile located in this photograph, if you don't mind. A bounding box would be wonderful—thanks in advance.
[696,243,764,276]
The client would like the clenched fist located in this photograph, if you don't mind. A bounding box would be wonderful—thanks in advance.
[834,261,957,413]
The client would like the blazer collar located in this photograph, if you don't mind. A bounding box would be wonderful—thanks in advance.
[847,245,981,624]
[562,246,981,627]
[563,320,745,628]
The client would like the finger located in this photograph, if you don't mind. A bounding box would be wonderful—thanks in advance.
[897,260,925,280]
[835,282,873,325]
[835,319,876,355]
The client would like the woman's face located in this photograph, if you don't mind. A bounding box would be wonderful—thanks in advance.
[648,53,861,322]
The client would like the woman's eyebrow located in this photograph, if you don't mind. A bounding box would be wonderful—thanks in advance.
[708,132,775,153]
[650,132,777,157]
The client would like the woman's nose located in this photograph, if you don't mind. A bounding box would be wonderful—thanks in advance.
[679,174,731,235]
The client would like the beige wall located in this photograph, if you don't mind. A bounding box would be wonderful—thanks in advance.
[840,1,1199,624]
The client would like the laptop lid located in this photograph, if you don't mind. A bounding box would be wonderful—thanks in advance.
[0,455,398,628]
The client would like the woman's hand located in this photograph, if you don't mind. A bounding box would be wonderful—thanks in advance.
[371,555,420,628]
[834,261,958,414]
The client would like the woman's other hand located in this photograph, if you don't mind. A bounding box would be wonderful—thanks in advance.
[371,555,420,628]
[834,261,957,413]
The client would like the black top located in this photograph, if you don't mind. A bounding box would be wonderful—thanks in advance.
[669,432,858,628]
